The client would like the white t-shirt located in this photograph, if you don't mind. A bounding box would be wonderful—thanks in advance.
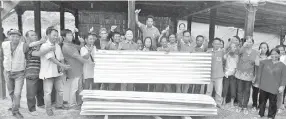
[39,40,64,79]
[280,55,286,65]
[80,45,96,79]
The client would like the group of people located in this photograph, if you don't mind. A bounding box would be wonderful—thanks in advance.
[1,9,286,119]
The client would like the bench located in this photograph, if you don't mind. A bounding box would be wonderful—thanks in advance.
[80,50,216,119]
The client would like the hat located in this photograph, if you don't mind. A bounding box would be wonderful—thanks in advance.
[7,29,21,36]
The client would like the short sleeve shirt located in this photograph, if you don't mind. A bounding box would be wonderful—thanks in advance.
[139,25,160,49]
[39,40,63,79]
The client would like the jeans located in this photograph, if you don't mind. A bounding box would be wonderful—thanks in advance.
[237,79,252,108]
[43,76,64,110]
[252,85,260,108]
[66,77,81,106]
[6,71,25,114]
[259,89,277,118]
[277,90,284,109]
[135,84,148,92]
[206,78,223,105]
[222,76,237,98]
[83,78,94,90]
[26,77,44,112]
[121,83,134,91]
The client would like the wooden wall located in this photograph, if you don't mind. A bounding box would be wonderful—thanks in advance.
[78,10,173,40]
[78,11,127,37]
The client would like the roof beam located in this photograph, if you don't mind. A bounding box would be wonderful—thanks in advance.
[1,1,20,20]
[183,1,240,19]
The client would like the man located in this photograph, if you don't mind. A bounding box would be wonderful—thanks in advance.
[118,29,138,91]
[194,35,208,52]
[206,38,225,108]
[2,29,44,118]
[61,29,92,110]
[176,31,195,93]
[39,27,70,116]
[106,31,121,50]
[25,30,56,116]
[105,31,121,90]
[135,9,160,50]
[99,28,110,50]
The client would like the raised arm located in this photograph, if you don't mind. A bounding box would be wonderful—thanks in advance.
[32,45,55,57]
[135,9,144,28]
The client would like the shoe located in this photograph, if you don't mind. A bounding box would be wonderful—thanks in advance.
[69,105,81,110]
[55,106,69,110]
[8,108,12,111]
[38,105,45,109]
[46,109,54,116]
[277,109,282,113]
[12,112,24,119]
[251,107,257,112]
[243,108,249,115]
[63,101,68,104]
[30,111,39,116]
[236,107,242,113]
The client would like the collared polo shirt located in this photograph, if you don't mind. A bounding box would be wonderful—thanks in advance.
[39,39,64,79]
[62,41,83,79]
[139,24,160,49]
[118,40,138,50]
[2,41,26,72]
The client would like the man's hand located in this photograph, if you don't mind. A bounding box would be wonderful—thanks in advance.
[89,27,94,33]
[161,30,167,34]
[111,25,117,32]
[135,9,141,14]
[278,86,285,93]
[74,28,79,33]
[78,36,85,43]
[39,36,47,43]
[60,64,71,70]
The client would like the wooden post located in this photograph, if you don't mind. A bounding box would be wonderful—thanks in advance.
[280,27,284,45]
[60,2,65,30]
[187,16,192,33]
[34,1,41,38]
[244,4,257,38]
[74,9,80,45]
[171,17,177,34]
[15,7,24,34]
[208,8,217,48]
[0,6,6,99]
[128,0,135,40]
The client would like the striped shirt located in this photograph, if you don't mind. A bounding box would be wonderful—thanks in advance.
[25,46,41,78]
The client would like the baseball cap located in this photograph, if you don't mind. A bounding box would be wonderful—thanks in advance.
[7,29,21,36]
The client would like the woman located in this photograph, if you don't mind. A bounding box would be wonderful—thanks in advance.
[142,37,154,51]
[252,42,270,112]
[276,45,286,113]
[135,37,154,92]
[222,43,239,109]
[254,48,286,119]
[137,39,143,50]
[235,36,259,114]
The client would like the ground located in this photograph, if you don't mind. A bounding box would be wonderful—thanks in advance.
[1,81,286,119]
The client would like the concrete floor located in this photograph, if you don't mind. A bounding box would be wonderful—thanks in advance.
[1,80,286,119]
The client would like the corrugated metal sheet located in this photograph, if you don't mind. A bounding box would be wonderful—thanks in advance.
[93,50,212,84]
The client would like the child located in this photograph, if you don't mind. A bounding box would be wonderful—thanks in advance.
[80,33,97,90]
[222,43,239,109]
[137,39,143,51]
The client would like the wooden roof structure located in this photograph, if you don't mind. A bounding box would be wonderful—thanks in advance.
[1,1,286,34]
